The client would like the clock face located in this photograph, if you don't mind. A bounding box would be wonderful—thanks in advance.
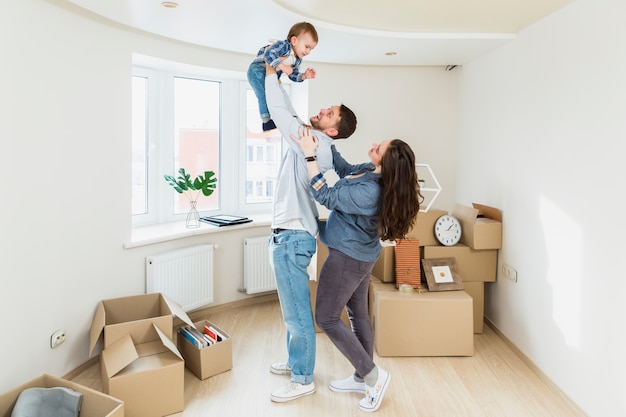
[434,215,462,246]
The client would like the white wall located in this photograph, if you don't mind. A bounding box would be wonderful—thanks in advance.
[310,62,459,217]
[457,0,626,415]
[0,0,458,392]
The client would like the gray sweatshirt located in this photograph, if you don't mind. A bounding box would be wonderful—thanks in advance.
[265,73,334,237]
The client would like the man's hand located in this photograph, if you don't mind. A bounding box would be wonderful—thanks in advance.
[290,125,318,156]
[277,63,294,76]
[265,63,277,75]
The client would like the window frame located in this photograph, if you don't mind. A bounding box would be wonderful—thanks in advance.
[131,54,291,228]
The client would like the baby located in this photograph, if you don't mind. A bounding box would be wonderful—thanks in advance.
[247,22,318,131]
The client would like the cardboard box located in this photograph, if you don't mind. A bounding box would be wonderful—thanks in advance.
[463,281,484,333]
[368,276,382,323]
[453,203,502,250]
[370,280,473,357]
[177,320,233,380]
[0,374,124,417]
[314,234,326,280]
[100,326,184,417]
[309,279,351,333]
[90,293,194,417]
[406,208,448,246]
[423,244,498,282]
[371,241,396,283]
[89,293,189,356]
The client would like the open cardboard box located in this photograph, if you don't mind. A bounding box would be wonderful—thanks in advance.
[90,293,196,417]
[89,293,191,356]
[100,325,184,417]
[0,374,124,417]
[177,319,233,380]
[453,203,502,250]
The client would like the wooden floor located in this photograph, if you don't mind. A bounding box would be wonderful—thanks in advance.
[69,297,586,417]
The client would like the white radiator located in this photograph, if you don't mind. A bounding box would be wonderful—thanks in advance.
[146,244,215,311]
[243,236,276,294]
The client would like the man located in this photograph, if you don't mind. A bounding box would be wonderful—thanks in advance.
[265,64,357,403]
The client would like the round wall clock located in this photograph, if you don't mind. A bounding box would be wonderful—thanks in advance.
[434,214,462,246]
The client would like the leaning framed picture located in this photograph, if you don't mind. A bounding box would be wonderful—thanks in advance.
[422,257,464,291]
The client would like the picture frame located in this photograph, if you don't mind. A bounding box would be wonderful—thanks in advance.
[422,257,464,291]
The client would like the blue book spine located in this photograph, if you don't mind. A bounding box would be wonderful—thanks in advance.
[179,327,203,349]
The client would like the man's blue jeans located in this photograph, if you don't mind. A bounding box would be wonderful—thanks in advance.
[247,61,270,122]
[268,229,316,385]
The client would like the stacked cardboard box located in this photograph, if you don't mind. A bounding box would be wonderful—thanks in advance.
[371,203,502,334]
[369,278,473,357]
[423,203,502,333]
[0,374,124,417]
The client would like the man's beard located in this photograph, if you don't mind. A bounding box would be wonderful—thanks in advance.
[309,118,321,130]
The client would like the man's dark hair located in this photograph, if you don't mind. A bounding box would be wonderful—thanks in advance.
[334,104,357,139]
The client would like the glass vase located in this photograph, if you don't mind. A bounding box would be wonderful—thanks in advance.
[186,200,200,228]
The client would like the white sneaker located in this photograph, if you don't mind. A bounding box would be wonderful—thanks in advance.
[329,375,366,394]
[271,381,316,403]
[270,361,292,375]
[358,368,391,413]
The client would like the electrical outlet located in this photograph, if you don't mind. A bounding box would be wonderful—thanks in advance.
[50,329,66,348]
[502,264,518,282]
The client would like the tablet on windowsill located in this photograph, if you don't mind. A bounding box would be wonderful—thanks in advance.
[199,214,253,227]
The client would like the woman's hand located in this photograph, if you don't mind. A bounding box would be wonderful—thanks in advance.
[290,125,318,157]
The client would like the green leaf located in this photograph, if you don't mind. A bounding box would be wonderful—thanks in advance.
[164,168,218,196]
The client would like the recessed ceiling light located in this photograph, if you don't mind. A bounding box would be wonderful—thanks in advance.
[385,52,397,56]
[161,2,179,8]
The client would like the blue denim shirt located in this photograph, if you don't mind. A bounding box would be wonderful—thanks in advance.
[312,146,382,262]
[253,39,305,83]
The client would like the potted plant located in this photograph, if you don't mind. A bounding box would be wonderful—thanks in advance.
[164,168,217,228]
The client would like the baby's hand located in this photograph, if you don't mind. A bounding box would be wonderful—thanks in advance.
[303,68,316,80]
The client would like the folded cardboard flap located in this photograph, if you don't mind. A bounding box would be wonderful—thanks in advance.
[472,202,502,222]
[101,334,139,379]
[452,203,478,223]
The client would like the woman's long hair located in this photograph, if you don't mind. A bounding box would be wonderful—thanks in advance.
[378,139,423,242]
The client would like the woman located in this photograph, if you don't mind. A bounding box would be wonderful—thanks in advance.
[292,126,422,413]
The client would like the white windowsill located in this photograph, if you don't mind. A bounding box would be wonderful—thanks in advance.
[125,214,272,249]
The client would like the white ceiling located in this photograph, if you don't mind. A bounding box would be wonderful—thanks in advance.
[68,0,573,66]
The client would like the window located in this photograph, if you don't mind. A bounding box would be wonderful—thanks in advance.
[131,55,305,227]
